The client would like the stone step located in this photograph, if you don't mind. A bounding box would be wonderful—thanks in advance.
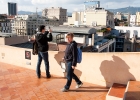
[124,81,140,100]
[106,83,127,100]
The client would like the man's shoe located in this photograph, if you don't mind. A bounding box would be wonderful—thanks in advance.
[37,76,41,79]
[76,82,83,89]
[47,75,51,78]
[61,88,69,92]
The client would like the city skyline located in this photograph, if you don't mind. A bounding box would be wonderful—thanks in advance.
[0,0,140,14]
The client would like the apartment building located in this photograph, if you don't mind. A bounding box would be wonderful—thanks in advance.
[64,8,114,28]
[136,12,140,26]
[13,14,59,35]
[130,15,136,26]
[114,12,130,26]
[114,12,122,20]
[0,14,11,33]
[42,7,67,25]
[113,26,140,52]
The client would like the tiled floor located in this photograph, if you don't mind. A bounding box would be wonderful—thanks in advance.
[108,83,126,98]
[0,62,108,100]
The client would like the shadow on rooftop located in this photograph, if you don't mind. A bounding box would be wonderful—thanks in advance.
[80,86,109,89]
[100,55,136,87]
[54,51,82,79]
[42,76,66,79]
[69,89,109,92]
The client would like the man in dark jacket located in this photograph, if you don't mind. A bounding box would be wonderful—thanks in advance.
[61,33,83,92]
[35,25,52,78]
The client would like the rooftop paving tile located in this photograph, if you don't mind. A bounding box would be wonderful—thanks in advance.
[0,62,108,100]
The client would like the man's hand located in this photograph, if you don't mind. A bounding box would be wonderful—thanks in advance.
[72,66,75,69]
[62,58,65,62]
[29,35,35,42]
[48,29,52,33]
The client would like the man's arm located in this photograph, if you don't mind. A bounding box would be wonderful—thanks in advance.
[46,29,53,42]
[72,43,77,67]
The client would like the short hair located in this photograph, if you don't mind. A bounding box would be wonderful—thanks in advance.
[39,25,45,32]
[66,33,74,38]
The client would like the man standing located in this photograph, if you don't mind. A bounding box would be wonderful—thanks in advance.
[61,33,83,92]
[35,25,52,78]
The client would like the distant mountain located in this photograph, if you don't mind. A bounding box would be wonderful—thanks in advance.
[108,7,140,14]
[18,11,72,16]
[18,11,42,15]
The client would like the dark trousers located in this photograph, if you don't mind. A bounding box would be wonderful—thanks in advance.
[36,52,50,77]
[65,62,81,89]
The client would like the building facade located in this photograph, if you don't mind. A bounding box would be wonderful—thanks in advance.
[13,14,59,35]
[130,15,136,26]
[114,12,130,26]
[8,2,17,16]
[64,8,114,28]
[113,26,140,52]
[114,12,122,20]
[136,12,140,26]
[0,14,11,33]
[42,7,67,25]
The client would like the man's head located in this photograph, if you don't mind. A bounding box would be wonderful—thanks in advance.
[39,25,45,33]
[66,33,74,43]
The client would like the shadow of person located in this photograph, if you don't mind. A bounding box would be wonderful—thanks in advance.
[54,51,82,79]
[100,55,136,87]
[54,51,65,66]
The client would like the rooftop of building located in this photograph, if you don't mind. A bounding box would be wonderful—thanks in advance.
[52,26,104,34]
[10,42,58,51]
[0,33,17,37]
[0,62,108,100]
[7,15,15,19]
[0,45,140,100]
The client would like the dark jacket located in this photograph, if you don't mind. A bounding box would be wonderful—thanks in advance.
[64,41,77,66]
[36,31,53,52]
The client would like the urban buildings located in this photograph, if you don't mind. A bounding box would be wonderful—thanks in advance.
[64,1,114,28]
[136,12,140,26]
[12,14,59,36]
[114,12,130,26]
[8,2,17,16]
[52,26,115,52]
[114,12,122,20]
[130,15,136,26]
[42,7,67,25]
[0,14,11,33]
[113,26,140,52]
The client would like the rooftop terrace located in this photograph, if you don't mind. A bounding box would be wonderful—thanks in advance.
[0,62,108,100]
[0,45,140,100]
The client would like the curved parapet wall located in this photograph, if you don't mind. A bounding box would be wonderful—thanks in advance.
[0,45,140,87]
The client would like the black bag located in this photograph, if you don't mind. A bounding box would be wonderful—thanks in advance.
[32,40,38,55]
[32,34,38,55]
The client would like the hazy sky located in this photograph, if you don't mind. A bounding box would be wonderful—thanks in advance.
[0,0,140,14]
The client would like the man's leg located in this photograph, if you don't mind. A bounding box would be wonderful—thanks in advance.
[64,62,73,90]
[72,73,82,85]
[40,52,50,77]
[36,52,42,78]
